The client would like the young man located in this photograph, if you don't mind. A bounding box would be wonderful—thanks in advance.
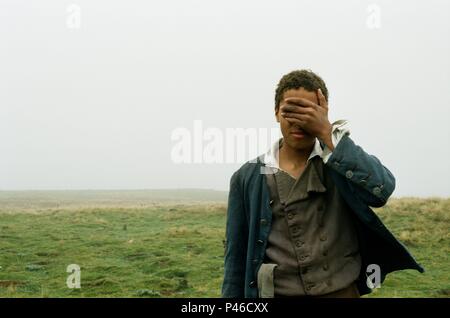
[222,70,424,298]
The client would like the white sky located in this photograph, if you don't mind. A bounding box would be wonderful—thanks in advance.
[1,0,449,197]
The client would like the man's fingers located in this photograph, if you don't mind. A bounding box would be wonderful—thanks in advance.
[317,88,328,109]
[281,112,311,121]
[280,104,314,114]
[284,117,307,126]
[284,97,317,108]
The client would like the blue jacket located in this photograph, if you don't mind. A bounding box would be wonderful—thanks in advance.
[222,134,424,298]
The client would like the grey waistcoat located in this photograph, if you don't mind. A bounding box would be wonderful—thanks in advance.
[263,155,362,296]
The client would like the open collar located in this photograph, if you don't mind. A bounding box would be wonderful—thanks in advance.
[262,137,324,171]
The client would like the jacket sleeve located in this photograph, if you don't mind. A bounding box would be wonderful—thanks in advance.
[221,170,249,298]
[326,134,396,208]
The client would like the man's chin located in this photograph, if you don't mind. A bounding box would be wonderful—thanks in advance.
[285,135,315,149]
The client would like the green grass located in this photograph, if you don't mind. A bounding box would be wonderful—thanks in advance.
[369,198,450,298]
[0,192,448,298]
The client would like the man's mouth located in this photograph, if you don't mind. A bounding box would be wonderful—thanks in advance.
[290,129,308,138]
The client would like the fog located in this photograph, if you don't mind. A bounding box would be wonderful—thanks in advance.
[1,0,449,197]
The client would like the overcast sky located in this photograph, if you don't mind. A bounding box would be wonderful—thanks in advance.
[1,0,449,197]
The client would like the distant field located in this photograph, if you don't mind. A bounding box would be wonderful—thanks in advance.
[0,189,228,212]
[0,191,448,298]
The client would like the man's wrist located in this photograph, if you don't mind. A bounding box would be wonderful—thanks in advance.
[318,124,334,151]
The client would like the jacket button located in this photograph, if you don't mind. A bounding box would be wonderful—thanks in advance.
[296,240,304,247]
[257,239,264,244]
[287,213,294,219]
[299,255,308,261]
[320,234,327,241]
[359,179,367,187]
[249,281,256,288]
[260,219,267,226]
[345,170,353,179]
[269,199,274,206]
[373,187,381,196]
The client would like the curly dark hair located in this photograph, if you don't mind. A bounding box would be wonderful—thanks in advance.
[274,69,329,110]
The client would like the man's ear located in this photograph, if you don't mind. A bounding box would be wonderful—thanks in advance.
[275,107,280,123]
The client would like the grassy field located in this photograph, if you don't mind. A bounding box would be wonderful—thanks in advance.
[0,191,448,298]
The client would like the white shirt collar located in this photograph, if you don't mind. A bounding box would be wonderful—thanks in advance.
[260,120,350,170]
[262,137,324,170]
